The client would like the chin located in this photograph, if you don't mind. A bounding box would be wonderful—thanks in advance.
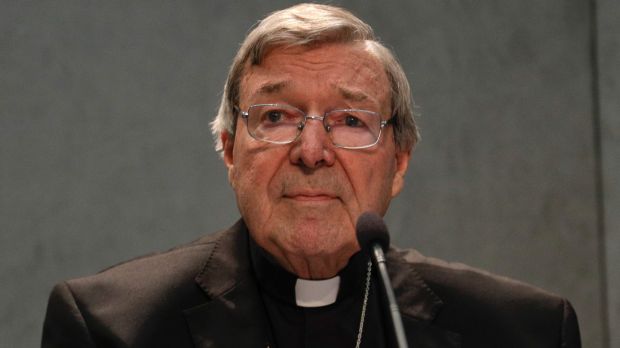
[281,228,355,257]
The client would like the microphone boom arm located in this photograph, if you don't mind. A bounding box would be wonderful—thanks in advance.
[372,244,409,348]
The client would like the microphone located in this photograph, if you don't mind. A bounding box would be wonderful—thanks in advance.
[356,212,409,348]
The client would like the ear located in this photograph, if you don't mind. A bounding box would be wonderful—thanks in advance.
[391,148,411,197]
[221,131,236,186]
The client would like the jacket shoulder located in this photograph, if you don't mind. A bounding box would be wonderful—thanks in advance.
[391,248,580,347]
[396,248,562,305]
[73,228,224,292]
[43,227,235,347]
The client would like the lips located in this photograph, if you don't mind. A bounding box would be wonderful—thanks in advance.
[283,190,338,201]
[278,172,344,203]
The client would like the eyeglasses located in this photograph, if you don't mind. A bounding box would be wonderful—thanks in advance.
[238,103,395,149]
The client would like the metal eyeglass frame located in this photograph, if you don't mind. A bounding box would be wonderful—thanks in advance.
[236,103,396,150]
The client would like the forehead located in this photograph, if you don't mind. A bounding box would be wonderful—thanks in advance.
[239,42,391,112]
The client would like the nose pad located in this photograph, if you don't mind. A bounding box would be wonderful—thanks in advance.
[296,117,332,140]
[298,116,332,144]
[290,117,335,168]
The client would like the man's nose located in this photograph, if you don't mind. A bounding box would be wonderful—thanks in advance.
[289,116,335,169]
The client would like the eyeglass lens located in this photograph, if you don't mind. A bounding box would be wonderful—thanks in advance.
[245,104,383,148]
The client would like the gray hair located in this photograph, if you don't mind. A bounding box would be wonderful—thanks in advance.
[210,3,418,151]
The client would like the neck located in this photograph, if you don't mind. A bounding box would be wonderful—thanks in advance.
[270,245,359,279]
[285,257,346,280]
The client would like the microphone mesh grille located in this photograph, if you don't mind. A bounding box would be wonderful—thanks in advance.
[355,212,390,251]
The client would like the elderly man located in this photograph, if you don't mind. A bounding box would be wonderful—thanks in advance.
[42,4,580,348]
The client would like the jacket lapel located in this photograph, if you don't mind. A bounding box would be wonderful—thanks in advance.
[183,221,272,347]
[387,248,462,348]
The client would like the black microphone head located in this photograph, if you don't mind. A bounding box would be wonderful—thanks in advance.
[356,211,390,252]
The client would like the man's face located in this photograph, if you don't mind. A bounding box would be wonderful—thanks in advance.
[222,42,410,279]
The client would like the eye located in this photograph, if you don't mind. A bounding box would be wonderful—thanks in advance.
[266,110,283,123]
[326,111,372,130]
[254,106,301,127]
[345,115,364,128]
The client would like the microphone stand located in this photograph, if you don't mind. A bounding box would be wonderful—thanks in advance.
[371,244,409,348]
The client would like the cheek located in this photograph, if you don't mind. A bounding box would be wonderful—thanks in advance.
[233,156,265,198]
[231,160,269,231]
[352,155,397,213]
[230,146,286,213]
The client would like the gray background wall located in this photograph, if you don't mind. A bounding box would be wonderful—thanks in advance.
[1,1,617,347]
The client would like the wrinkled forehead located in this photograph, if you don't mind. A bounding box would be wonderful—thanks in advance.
[238,42,392,113]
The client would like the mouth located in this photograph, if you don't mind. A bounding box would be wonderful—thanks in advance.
[283,191,338,202]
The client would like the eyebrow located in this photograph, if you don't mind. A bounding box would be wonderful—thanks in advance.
[338,87,369,102]
[255,81,290,95]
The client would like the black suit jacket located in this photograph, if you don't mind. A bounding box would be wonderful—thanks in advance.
[42,220,581,347]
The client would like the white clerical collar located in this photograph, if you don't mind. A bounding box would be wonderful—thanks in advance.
[295,276,341,307]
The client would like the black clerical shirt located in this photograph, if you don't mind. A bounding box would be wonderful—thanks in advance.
[249,239,393,348]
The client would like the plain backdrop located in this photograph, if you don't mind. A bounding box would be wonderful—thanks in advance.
[1,1,618,347]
